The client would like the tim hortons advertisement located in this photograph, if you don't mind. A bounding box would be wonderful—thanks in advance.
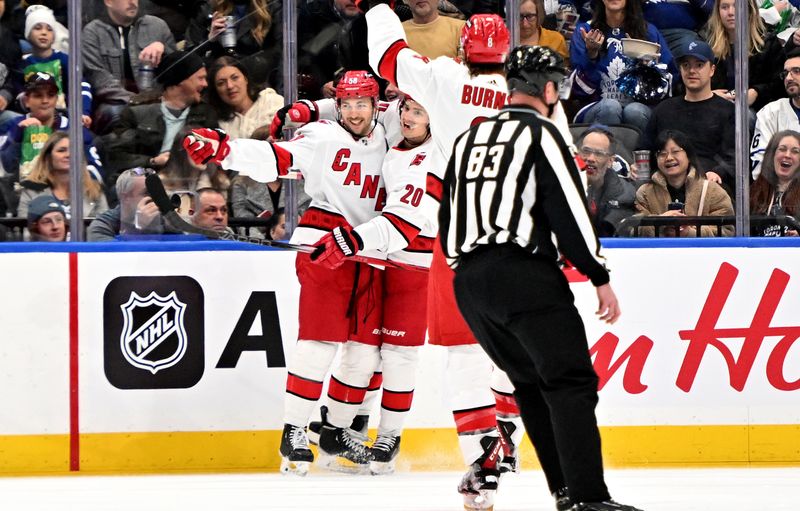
[2,246,797,438]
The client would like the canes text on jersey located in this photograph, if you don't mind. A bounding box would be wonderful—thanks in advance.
[331,148,386,209]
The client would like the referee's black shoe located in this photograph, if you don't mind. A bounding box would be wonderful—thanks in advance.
[571,500,644,510]
[553,487,572,511]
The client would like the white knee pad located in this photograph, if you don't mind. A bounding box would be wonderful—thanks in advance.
[288,340,339,381]
[380,344,419,392]
[446,344,494,411]
[326,342,381,428]
[490,367,515,395]
[332,341,381,387]
[283,340,339,426]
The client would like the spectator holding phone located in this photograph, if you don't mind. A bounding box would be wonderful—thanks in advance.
[634,129,733,236]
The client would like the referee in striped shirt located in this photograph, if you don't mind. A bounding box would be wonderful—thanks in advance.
[439,46,641,511]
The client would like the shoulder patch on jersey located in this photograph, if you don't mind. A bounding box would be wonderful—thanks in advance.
[318,119,332,125]
[410,153,427,166]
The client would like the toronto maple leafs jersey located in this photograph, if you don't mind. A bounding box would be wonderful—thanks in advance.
[354,135,445,268]
[570,22,674,104]
[219,120,388,249]
[366,4,509,159]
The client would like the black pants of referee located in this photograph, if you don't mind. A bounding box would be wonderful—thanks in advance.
[453,243,611,504]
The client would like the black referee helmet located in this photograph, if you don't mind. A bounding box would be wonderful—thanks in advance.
[505,45,568,98]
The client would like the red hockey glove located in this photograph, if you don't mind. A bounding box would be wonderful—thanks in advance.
[269,101,318,139]
[183,128,230,166]
[310,226,363,270]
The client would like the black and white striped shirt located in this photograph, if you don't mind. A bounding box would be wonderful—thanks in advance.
[438,105,610,286]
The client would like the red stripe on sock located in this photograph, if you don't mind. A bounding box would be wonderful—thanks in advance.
[368,372,383,391]
[381,388,414,412]
[493,390,519,415]
[328,376,368,404]
[286,373,323,401]
[453,406,496,434]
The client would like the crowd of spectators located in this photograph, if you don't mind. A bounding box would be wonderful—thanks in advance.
[0,0,796,242]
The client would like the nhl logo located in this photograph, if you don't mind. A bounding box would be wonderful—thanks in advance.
[120,291,188,374]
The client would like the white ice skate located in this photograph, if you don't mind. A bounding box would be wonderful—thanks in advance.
[458,461,499,511]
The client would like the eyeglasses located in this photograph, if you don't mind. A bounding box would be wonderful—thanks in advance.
[656,148,686,160]
[779,67,800,80]
[128,166,156,176]
[579,146,612,158]
[520,13,537,22]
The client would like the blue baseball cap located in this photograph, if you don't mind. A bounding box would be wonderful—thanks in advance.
[677,40,714,63]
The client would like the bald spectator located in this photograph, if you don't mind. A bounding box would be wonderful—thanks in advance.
[402,0,466,59]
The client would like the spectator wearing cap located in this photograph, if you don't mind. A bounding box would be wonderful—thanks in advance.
[27,194,67,242]
[0,72,104,187]
[105,50,218,175]
[82,0,177,133]
[751,49,800,179]
[642,39,736,195]
[19,5,93,125]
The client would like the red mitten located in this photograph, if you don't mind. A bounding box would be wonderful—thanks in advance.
[183,128,230,165]
[310,226,363,270]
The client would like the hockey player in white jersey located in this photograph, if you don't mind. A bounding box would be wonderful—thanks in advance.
[183,70,388,476]
[355,6,521,510]
[311,96,442,475]
[358,3,576,510]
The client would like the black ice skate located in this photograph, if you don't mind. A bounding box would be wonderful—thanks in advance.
[317,423,373,473]
[307,405,369,445]
[496,419,520,474]
[369,434,401,475]
[279,424,313,476]
[553,487,573,511]
[570,499,644,511]
[458,436,502,510]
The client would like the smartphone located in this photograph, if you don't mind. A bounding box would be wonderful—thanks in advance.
[667,201,685,212]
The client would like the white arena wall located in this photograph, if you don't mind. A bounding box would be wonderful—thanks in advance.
[1,239,798,474]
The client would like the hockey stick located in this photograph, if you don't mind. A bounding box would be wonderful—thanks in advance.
[144,174,427,272]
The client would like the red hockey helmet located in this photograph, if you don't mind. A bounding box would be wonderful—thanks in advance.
[460,14,510,65]
[335,70,380,101]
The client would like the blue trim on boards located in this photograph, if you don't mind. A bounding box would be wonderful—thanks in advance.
[0,239,281,253]
[0,237,798,254]
[601,238,800,249]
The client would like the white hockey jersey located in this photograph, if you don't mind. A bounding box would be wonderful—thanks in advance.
[366,4,509,158]
[354,135,445,268]
[750,98,800,179]
[365,4,576,159]
[219,120,388,249]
